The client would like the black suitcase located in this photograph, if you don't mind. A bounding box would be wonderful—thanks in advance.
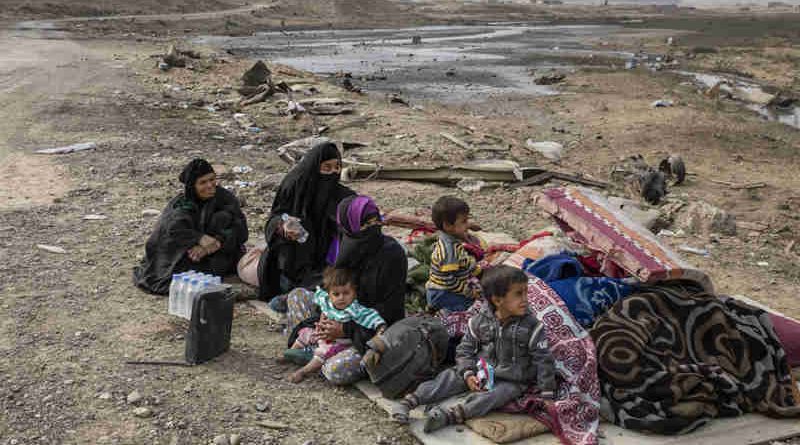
[185,285,235,364]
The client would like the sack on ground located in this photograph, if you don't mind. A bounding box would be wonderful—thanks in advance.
[362,315,449,399]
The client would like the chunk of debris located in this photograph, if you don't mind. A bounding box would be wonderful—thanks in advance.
[37,244,67,254]
[342,77,362,94]
[533,73,566,85]
[657,155,686,185]
[526,140,564,161]
[388,93,409,106]
[411,36,422,45]
[651,99,674,108]
[607,196,662,229]
[676,201,737,236]
[82,214,107,221]
[142,209,161,217]
[242,60,271,87]
[35,142,97,155]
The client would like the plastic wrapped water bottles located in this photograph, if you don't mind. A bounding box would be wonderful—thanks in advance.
[168,272,223,319]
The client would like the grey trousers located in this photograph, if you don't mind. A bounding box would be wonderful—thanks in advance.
[413,368,526,420]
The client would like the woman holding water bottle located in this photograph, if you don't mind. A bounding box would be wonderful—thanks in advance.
[257,141,356,304]
[133,159,248,295]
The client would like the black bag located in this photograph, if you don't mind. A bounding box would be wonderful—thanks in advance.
[185,285,235,364]
[362,315,449,399]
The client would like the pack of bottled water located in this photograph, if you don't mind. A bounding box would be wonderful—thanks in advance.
[168,270,223,320]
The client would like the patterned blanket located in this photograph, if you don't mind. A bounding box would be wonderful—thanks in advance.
[535,187,714,292]
[591,283,800,435]
[502,276,601,445]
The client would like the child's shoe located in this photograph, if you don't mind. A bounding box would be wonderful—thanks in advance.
[423,407,451,433]
[390,394,419,424]
[283,348,313,365]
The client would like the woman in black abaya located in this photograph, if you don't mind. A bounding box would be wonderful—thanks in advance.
[257,141,355,304]
[133,159,248,295]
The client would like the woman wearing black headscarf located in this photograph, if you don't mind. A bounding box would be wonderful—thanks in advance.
[133,159,248,295]
[257,141,356,302]
[283,195,407,386]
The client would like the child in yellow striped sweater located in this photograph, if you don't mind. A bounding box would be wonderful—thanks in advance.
[426,196,482,312]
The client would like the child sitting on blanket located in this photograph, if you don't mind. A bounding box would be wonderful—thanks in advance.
[393,266,557,432]
[287,267,386,383]
[426,196,483,312]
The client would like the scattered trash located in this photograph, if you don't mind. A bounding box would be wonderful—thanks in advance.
[341,76,362,94]
[234,180,256,189]
[37,244,67,254]
[158,62,170,71]
[210,135,225,141]
[456,178,488,193]
[233,113,254,129]
[411,36,422,45]
[651,99,674,108]
[533,73,566,85]
[247,127,263,133]
[295,97,355,115]
[625,59,637,70]
[658,229,677,237]
[205,106,217,113]
[678,245,710,257]
[756,261,770,267]
[526,140,564,161]
[255,401,271,412]
[286,100,306,117]
[232,166,253,174]
[82,214,107,221]
[35,142,97,155]
[141,209,161,217]
[240,144,255,151]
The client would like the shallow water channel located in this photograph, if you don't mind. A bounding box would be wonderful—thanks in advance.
[195,24,639,103]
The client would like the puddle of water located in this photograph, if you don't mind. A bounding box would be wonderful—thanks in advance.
[195,24,639,103]
[678,71,800,130]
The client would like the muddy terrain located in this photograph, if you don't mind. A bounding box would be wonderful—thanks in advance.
[1,1,799,444]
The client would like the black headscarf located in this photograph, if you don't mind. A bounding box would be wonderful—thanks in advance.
[334,195,385,270]
[179,158,215,203]
[260,142,355,299]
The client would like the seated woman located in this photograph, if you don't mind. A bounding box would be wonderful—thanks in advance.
[284,195,407,385]
[133,159,248,295]
[257,141,355,305]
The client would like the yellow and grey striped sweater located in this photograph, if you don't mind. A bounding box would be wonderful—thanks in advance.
[426,231,482,295]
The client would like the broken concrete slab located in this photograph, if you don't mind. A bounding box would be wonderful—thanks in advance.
[342,160,545,186]
[35,142,97,155]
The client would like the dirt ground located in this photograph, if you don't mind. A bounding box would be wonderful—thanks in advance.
[1,1,799,444]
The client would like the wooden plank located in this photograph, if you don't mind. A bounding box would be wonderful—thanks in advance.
[440,133,474,151]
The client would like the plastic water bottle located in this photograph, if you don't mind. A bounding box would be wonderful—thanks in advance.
[184,279,200,319]
[168,273,182,316]
[281,213,309,244]
[177,275,191,317]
